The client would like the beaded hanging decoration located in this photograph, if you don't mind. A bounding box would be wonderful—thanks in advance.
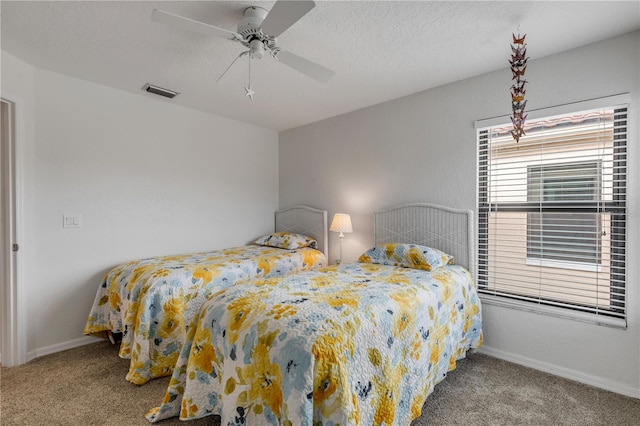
[509,33,528,142]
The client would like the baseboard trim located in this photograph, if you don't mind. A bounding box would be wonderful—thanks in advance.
[478,345,640,399]
[27,335,103,362]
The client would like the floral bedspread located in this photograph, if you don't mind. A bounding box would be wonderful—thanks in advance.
[146,262,482,425]
[83,245,326,385]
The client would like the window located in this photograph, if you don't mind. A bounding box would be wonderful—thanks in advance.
[526,161,602,267]
[477,98,627,325]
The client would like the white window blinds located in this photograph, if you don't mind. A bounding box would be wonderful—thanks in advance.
[477,99,628,326]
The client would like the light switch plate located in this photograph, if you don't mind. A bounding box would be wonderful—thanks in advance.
[63,214,82,228]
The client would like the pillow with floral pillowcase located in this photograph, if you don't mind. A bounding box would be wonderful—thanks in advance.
[358,243,454,271]
[253,231,318,250]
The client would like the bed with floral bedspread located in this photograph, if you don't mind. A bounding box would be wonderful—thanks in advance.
[146,244,482,425]
[83,234,326,385]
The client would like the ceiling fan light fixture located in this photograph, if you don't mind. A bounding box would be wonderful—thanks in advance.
[249,39,265,59]
[141,83,179,99]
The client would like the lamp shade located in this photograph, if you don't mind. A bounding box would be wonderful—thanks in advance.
[330,213,353,233]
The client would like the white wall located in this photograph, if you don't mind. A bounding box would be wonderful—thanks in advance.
[2,51,279,359]
[280,31,640,397]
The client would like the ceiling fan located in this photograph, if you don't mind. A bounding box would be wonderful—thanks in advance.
[151,0,335,100]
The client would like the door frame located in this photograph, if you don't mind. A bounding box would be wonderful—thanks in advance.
[1,96,25,366]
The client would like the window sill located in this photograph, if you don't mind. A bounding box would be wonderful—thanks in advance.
[479,293,627,329]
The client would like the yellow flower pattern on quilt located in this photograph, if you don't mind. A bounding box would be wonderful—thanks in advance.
[83,245,326,384]
[147,262,482,425]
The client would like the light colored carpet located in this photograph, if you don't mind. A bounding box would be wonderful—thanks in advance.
[1,340,638,425]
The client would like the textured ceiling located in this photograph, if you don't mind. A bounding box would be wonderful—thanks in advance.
[2,1,639,130]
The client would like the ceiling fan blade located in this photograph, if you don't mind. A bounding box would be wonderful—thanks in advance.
[260,0,316,37]
[275,50,335,83]
[151,9,240,41]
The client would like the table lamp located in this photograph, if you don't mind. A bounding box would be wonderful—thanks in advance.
[330,213,353,264]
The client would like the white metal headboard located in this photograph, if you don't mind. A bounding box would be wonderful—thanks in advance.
[275,205,328,257]
[373,203,474,278]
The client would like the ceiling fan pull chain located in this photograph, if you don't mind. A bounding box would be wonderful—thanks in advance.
[216,51,249,83]
[245,54,255,100]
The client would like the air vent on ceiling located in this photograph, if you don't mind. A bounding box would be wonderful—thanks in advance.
[142,83,178,99]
